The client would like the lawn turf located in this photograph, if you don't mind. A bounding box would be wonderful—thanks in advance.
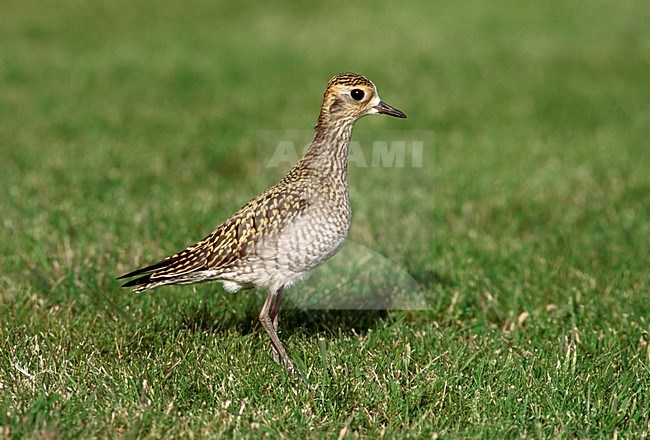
[1,0,649,437]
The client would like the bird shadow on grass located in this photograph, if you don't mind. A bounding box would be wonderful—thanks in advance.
[280,308,390,338]
[175,294,389,338]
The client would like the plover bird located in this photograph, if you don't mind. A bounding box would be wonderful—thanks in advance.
[118,72,406,375]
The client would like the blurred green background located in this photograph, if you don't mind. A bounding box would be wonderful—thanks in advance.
[1,0,649,437]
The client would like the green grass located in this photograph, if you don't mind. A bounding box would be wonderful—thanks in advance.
[2,0,649,437]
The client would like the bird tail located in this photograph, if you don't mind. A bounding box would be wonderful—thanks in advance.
[117,260,169,292]
[117,246,208,292]
[119,272,154,291]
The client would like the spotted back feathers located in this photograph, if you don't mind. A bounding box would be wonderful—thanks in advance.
[119,169,313,291]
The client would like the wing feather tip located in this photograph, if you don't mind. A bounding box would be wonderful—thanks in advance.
[120,273,152,288]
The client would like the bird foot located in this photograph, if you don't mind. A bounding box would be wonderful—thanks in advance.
[270,346,299,378]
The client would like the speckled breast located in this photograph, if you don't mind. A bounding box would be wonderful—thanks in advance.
[251,192,351,286]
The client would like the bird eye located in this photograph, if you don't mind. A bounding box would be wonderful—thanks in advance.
[350,89,365,101]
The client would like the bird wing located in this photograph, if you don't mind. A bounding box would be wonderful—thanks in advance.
[118,181,312,289]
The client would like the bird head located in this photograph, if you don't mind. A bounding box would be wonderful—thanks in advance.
[317,73,406,128]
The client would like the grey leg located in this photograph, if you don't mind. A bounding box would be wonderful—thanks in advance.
[260,288,296,376]
[268,289,284,364]
[269,288,283,331]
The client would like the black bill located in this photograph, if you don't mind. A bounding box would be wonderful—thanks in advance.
[374,101,406,118]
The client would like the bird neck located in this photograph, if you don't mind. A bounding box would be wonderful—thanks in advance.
[299,118,355,179]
